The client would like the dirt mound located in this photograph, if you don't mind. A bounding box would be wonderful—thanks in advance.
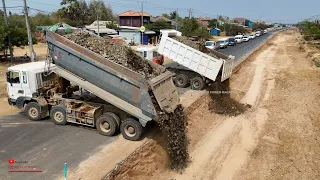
[64,31,159,79]
[103,140,168,180]
[157,105,189,170]
[207,79,251,116]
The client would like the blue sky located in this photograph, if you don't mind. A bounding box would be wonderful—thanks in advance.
[3,0,320,23]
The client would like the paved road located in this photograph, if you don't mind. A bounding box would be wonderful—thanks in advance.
[0,112,117,180]
[217,31,276,61]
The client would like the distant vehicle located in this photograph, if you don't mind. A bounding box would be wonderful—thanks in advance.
[264,29,268,34]
[243,36,250,42]
[205,41,219,50]
[228,38,237,46]
[256,31,262,37]
[218,39,229,49]
[235,35,244,44]
[249,34,256,39]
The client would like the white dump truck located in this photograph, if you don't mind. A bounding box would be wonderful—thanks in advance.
[157,30,235,90]
[6,31,179,141]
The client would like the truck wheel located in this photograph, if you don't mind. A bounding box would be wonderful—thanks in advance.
[174,74,189,88]
[25,102,41,121]
[96,115,117,136]
[104,112,121,131]
[120,118,143,141]
[190,77,206,90]
[50,106,67,125]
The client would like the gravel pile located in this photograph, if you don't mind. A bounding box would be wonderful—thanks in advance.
[157,105,189,170]
[173,36,218,58]
[64,31,159,79]
[207,79,251,116]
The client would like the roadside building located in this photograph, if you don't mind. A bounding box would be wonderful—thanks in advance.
[118,10,150,27]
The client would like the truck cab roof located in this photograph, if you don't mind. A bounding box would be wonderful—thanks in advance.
[8,61,55,72]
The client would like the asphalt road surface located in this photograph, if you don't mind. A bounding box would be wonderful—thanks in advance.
[217,31,276,61]
[0,112,117,180]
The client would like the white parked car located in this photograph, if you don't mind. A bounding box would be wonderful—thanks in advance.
[249,34,256,39]
[205,41,219,50]
[218,38,229,49]
[243,36,250,42]
[256,31,261,37]
[264,29,268,34]
[234,35,243,44]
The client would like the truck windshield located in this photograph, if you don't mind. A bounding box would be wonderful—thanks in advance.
[6,71,20,84]
[205,42,214,46]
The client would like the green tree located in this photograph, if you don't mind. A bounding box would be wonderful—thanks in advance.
[180,18,211,40]
[0,16,7,50]
[87,0,116,24]
[162,13,169,19]
[169,11,177,20]
[146,20,172,31]
[222,23,248,36]
[208,19,219,28]
[60,0,88,26]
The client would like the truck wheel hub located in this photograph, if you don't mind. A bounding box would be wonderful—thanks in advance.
[103,122,110,130]
[125,125,136,137]
[29,108,38,118]
[193,81,200,87]
[54,112,64,122]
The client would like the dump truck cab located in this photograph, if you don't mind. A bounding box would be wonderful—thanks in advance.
[7,61,55,108]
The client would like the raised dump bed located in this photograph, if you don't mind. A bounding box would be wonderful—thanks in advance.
[157,31,235,90]
[45,31,179,126]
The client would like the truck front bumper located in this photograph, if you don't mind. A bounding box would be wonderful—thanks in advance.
[8,98,16,106]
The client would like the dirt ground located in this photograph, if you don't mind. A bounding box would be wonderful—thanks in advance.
[13,43,48,59]
[104,29,320,180]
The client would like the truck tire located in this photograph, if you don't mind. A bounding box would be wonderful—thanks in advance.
[25,102,41,121]
[120,118,143,141]
[174,74,189,88]
[104,112,121,131]
[190,76,206,90]
[50,106,67,125]
[96,115,117,136]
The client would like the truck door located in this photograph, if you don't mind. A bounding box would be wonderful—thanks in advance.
[6,71,23,100]
[21,71,31,97]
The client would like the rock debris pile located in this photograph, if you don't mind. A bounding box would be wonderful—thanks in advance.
[207,79,251,116]
[157,105,189,170]
[64,31,159,79]
[173,36,218,58]
[64,31,189,170]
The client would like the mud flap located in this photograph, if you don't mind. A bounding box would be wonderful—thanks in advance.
[149,71,180,113]
[34,97,49,118]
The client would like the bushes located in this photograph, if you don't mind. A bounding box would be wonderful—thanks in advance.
[298,21,320,40]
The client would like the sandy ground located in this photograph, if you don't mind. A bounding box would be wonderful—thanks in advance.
[102,29,320,180]
[13,43,48,59]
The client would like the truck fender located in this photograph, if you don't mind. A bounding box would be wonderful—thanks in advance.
[16,96,32,109]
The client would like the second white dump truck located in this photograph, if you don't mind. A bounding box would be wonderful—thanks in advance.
[157,30,235,90]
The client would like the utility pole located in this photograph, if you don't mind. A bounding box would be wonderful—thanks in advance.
[188,8,193,19]
[97,8,100,36]
[23,0,35,62]
[175,8,178,30]
[140,1,146,45]
[1,0,14,64]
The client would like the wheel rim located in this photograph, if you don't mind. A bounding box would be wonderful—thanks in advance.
[124,125,136,137]
[177,78,184,86]
[193,81,200,88]
[28,107,38,118]
[100,121,111,133]
[54,111,64,122]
